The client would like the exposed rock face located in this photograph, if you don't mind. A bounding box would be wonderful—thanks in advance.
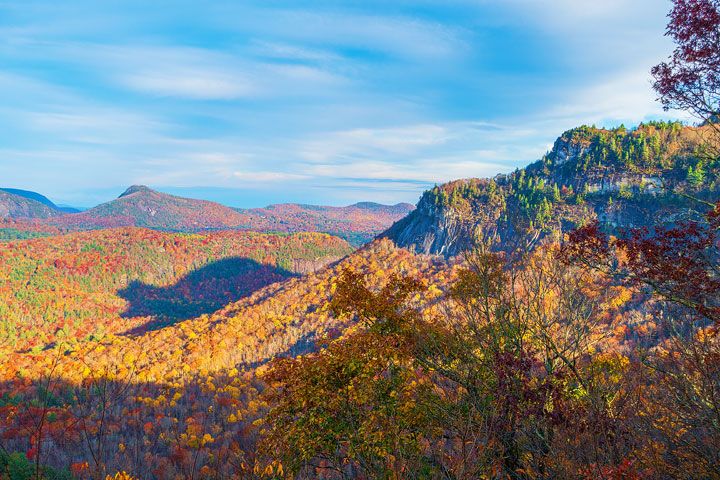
[552,135,588,166]
[383,123,717,257]
[382,191,475,257]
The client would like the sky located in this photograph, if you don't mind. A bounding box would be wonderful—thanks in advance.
[0,0,687,208]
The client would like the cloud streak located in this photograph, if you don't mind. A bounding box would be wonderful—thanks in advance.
[0,0,685,208]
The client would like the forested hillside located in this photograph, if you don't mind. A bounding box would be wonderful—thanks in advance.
[44,186,411,245]
[52,186,250,231]
[0,238,453,478]
[234,202,414,245]
[385,122,719,255]
[0,190,64,220]
[0,228,352,354]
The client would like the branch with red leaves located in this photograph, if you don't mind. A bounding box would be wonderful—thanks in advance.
[563,201,720,324]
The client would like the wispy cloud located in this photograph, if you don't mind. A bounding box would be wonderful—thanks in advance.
[212,7,469,61]
[0,0,683,207]
[299,124,452,162]
[121,70,255,100]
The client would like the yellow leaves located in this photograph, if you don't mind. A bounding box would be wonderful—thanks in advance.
[201,433,214,446]
[184,432,214,449]
[186,435,201,449]
[105,473,136,480]
[427,284,443,298]
[227,413,238,423]
[122,351,136,366]
[608,285,633,309]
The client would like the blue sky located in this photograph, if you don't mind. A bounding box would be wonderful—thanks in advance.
[0,0,684,208]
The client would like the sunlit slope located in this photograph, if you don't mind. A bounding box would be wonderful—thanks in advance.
[0,227,352,354]
[1,239,452,382]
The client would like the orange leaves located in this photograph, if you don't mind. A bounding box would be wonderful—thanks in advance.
[143,421,154,434]
[70,461,90,475]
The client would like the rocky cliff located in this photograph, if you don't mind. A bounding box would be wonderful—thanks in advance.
[384,122,719,256]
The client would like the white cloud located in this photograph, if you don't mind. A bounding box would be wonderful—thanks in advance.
[232,171,309,182]
[299,124,452,162]
[121,67,255,100]
[214,8,468,61]
[249,40,341,63]
[306,158,512,184]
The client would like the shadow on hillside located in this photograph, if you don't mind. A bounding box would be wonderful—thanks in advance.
[0,330,323,479]
[118,257,297,334]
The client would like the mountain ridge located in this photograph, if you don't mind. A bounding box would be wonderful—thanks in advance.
[384,121,719,256]
[0,187,80,214]
[0,189,64,219]
[13,185,414,245]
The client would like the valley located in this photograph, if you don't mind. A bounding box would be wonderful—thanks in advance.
[1,0,719,477]
[1,120,717,479]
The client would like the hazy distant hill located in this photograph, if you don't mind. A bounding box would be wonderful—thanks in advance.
[0,189,64,219]
[0,188,79,213]
[52,185,249,230]
[236,201,415,245]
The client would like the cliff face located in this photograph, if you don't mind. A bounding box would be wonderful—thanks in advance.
[384,122,719,256]
[383,193,475,257]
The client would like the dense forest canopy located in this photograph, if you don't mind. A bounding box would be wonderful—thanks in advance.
[1,0,719,479]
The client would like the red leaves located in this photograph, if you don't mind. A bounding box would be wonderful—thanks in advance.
[564,220,611,267]
[651,0,720,121]
[25,447,37,460]
[666,0,720,61]
[143,421,153,434]
[582,458,648,480]
[70,461,90,475]
[566,205,720,324]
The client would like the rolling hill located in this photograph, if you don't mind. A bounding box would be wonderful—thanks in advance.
[0,189,64,219]
[52,185,249,230]
[0,187,79,213]
[0,227,352,353]
[235,201,414,245]
[46,185,412,244]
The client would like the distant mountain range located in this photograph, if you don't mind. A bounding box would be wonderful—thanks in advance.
[0,185,413,245]
[232,201,415,245]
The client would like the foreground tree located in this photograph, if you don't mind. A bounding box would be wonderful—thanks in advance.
[261,243,639,479]
[652,0,720,153]
[565,199,720,477]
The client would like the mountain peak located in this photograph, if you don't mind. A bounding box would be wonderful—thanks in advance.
[119,185,155,198]
[383,122,717,257]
